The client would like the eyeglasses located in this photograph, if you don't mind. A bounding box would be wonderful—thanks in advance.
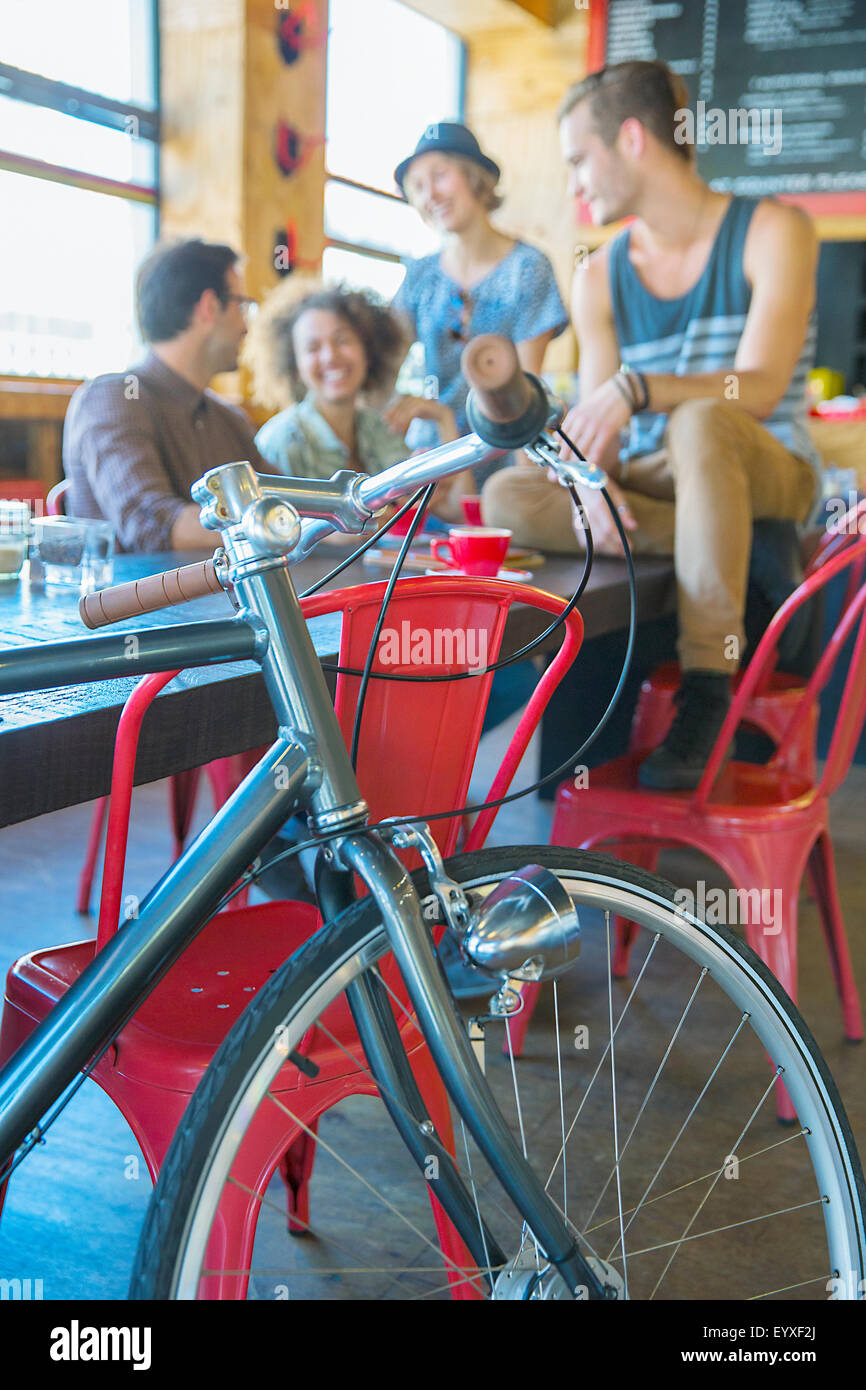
[448,289,473,343]
[223,293,258,320]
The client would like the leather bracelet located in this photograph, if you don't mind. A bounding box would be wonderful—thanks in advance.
[612,372,638,412]
[620,363,649,412]
[631,368,650,411]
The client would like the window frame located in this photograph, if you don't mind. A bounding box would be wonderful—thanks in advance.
[0,47,160,209]
[0,3,160,381]
[323,2,466,285]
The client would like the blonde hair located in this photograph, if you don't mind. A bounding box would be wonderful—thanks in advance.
[453,156,504,212]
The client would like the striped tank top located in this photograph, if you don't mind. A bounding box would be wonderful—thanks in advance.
[608,196,821,511]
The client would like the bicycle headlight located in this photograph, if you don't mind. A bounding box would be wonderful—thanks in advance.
[460,865,581,982]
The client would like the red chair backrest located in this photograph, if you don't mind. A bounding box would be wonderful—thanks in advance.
[798,581,866,798]
[806,496,866,616]
[301,576,583,855]
[694,534,866,809]
[807,496,866,569]
[96,576,583,941]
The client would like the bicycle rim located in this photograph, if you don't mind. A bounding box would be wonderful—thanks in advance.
[130,847,866,1301]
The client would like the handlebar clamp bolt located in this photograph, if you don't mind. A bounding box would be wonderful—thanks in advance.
[241,497,302,556]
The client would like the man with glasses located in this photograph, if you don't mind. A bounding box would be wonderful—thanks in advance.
[65,238,268,552]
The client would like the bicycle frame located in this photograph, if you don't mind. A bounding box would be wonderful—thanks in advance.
[0,419,607,1298]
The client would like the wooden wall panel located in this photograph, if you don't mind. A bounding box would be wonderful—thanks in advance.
[159,0,246,248]
[159,0,329,401]
[243,0,327,305]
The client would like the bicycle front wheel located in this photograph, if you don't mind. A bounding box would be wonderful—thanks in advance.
[130,846,866,1301]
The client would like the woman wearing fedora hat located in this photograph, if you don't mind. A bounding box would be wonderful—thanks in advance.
[387,121,568,485]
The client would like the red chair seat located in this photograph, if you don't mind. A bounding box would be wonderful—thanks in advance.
[628,500,866,779]
[3,903,330,1092]
[642,660,807,699]
[578,750,815,816]
[2,898,425,1099]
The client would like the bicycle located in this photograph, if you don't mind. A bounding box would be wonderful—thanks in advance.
[0,335,863,1301]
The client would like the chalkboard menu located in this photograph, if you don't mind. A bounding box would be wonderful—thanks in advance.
[593,0,866,210]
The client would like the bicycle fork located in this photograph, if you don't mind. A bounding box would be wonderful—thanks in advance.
[330,832,610,1301]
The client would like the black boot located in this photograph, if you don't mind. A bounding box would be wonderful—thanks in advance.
[638,670,732,791]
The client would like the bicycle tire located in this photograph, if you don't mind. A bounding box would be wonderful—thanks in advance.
[130,846,866,1301]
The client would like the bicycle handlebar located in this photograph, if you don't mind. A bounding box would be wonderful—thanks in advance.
[78,557,224,630]
[76,335,560,631]
[461,335,534,423]
[462,336,550,451]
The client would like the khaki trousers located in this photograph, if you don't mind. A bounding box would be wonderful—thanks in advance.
[481,399,817,673]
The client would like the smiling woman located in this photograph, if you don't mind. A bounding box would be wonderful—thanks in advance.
[247,281,471,518]
[392,122,569,481]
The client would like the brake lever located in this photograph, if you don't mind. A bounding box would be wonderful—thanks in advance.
[524,432,608,491]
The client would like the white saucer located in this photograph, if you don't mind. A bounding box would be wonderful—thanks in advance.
[425,567,533,583]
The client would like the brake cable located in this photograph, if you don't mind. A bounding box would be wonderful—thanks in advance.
[349,483,436,768]
[299,486,429,599]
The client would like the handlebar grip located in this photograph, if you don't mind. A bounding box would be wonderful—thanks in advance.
[78,557,225,630]
[460,335,535,424]
[461,334,551,450]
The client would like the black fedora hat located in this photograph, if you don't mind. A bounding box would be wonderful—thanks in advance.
[394,122,500,194]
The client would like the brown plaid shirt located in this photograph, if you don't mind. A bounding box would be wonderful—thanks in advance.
[63,352,271,552]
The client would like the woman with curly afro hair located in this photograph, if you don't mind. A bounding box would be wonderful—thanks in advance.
[246,281,470,519]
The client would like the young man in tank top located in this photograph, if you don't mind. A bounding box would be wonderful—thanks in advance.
[481,60,821,790]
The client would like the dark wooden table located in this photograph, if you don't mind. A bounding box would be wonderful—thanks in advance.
[0,544,675,827]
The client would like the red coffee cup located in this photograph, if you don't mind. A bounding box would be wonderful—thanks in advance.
[430,527,512,577]
[460,495,484,526]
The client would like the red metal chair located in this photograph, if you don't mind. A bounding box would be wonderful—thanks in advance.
[549,539,866,1121]
[0,576,583,1297]
[630,499,866,782]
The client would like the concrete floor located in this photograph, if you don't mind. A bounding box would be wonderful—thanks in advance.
[0,713,863,1300]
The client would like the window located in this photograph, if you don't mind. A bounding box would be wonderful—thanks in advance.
[0,0,158,378]
[324,0,464,299]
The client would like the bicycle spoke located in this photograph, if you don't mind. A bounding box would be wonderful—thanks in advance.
[503,1013,541,1272]
[263,1090,472,1284]
[584,966,708,1232]
[458,1118,500,1299]
[649,1070,782,1298]
[544,931,661,1194]
[220,1173,433,1296]
[410,1264,509,1301]
[749,1273,833,1300]
[622,1195,829,1261]
[605,909,629,1299]
[588,1127,809,1239]
[552,980,568,1224]
[610,1011,752,1253]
